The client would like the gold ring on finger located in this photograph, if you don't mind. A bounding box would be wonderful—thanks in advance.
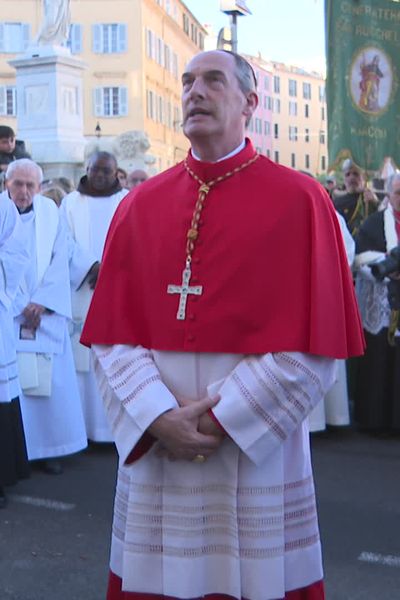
[192,454,206,463]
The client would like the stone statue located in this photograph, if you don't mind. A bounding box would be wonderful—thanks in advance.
[112,131,156,171]
[85,131,156,174]
[36,0,71,47]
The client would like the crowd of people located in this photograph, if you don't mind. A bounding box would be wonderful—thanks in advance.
[0,48,397,600]
[330,161,400,434]
[0,136,149,504]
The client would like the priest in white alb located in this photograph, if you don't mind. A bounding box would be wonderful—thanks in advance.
[0,192,30,506]
[61,151,128,442]
[82,51,365,600]
[6,159,87,474]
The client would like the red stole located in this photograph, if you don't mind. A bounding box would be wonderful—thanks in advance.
[81,140,364,359]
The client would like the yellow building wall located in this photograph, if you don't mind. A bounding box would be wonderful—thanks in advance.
[0,0,205,172]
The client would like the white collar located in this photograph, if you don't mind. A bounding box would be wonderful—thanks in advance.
[191,140,246,163]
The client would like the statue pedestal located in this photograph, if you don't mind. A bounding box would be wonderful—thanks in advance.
[9,46,86,181]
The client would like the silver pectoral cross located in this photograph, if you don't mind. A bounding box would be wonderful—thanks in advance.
[167,263,203,320]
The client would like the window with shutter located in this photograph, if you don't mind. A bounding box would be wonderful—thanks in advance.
[146,90,151,119]
[146,29,156,59]
[93,88,103,116]
[0,86,16,115]
[156,38,164,66]
[2,23,27,53]
[164,44,170,72]
[119,87,128,116]
[159,96,164,123]
[172,53,178,79]
[166,102,172,128]
[6,87,16,115]
[117,24,127,52]
[94,87,128,117]
[146,29,151,57]
[70,24,82,54]
[92,25,102,53]
[303,82,311,100]
[22,24,30,50]
[0,87,6,115]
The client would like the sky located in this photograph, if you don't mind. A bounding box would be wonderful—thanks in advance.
[183,0,326,74]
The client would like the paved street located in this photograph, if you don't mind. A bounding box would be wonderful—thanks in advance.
[312,429,400,599]
[1,431,399,600]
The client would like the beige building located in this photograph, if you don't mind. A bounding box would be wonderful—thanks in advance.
[241,54,327,175]
[267,61,327,175]
[191,38,327,176]
[0,0,206,171]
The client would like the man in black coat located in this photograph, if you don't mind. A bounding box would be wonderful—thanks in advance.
[0,126,31,188]
[333,158,379,237]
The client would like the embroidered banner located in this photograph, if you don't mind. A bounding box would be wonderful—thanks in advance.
[325,0,400,171]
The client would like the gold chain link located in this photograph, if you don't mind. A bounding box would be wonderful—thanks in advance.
[183,153,259,262]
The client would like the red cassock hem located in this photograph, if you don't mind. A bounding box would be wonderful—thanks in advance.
[107,571,325,600]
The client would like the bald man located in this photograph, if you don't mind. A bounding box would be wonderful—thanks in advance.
[127,168,148,190]
[61,152,128,442]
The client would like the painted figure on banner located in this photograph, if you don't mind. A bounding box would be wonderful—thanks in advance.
[359,54,383,113]
[36,0,71,47]
[349,46,393,117]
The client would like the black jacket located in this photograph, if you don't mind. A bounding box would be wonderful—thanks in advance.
[0,139,31,166]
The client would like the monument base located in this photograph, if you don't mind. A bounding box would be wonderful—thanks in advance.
[41,161,84,185]
[9,46,86,173]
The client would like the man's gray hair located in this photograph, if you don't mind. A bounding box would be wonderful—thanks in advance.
[222,50,257,94]
[386,172,400,194]
[220,51,257,128]
[5,158,44,184]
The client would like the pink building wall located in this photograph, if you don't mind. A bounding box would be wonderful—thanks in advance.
[246,58,273,158]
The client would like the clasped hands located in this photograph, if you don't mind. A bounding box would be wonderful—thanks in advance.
[148,395,224,463]
[22,302,46,330]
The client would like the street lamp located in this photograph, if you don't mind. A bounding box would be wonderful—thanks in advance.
[95,122,101,138]
[219,1,251,53]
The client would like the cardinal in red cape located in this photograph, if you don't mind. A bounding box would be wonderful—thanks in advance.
[81,50,364,600]
[82,140,362,357]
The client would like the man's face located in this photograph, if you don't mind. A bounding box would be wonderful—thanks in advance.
[87,157,117,192]
[344,168,364,193]
[181,51,255,147]
[0,136,16,154]
[127,170,148,189]
[6,168,40,211]
[389,180,400,212]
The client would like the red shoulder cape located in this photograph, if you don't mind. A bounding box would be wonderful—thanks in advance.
[81,140,364,358]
